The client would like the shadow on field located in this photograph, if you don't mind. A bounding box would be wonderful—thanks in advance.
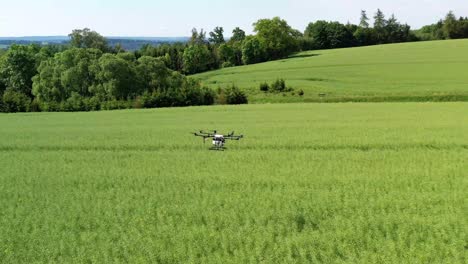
[288,53,321,59]
[0,143,466,152]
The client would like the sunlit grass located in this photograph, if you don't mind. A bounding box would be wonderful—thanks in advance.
[0,103,467,263]
[194,40,468,103]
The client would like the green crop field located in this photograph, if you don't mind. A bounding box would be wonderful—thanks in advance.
[0,102,467,263]
[194,40,468,103]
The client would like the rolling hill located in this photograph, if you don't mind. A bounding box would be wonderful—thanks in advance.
[193,39,468,103]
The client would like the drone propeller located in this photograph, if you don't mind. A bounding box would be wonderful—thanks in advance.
[224,134,244,140]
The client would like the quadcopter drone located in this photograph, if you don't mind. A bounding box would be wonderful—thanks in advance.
[193,130,244,150]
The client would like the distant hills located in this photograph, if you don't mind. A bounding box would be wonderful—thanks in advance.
[0,36,190,50]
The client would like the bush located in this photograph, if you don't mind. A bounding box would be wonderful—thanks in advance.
[201,87,216,106]
[40,101,61,112]
[101,100,133,111]
[30,99,41,112]
[259,82,270,92]
[83,97,101,111]
[62,93,86,112]
[298,89,305,96]
[215,87,227,105]
[222,61,235,68]
[2,90,31,113]
[271,79,286,92]
[221,85,248,105]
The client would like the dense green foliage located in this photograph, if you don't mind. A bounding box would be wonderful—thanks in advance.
[1,11,468,112]
[0,103,466,262]
[415,11,468,40]
[69,28,109,52]
[194,39,468,103]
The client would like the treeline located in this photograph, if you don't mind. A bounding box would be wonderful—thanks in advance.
[0,29,248,113]
[1,10,468,112]
[415,11,468,40]
[135,10,468,75]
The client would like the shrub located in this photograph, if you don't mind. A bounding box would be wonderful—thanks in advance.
[40,101,61,112]
[298,89,305,96]
[181,80,216,106]
[29,99,41,112]
[2,90,31,113]
[271,79,286,92]
[215,87,227,105]
[63,93,86,112]
[222,61,235,68]
[259,82,270,92]
[201,87,216,106]
[101,100,132,111]
[141,91,157,108]
[224,85,248,105]
[83,97,101,111]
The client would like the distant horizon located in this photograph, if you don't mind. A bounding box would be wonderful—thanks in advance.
[1,0,468,37]
[0,36,190,39]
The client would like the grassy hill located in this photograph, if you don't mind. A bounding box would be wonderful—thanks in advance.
[193,39,468,103]
[1,103,467,262]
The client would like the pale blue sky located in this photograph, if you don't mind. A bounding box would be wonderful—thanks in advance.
[1,0,467,37]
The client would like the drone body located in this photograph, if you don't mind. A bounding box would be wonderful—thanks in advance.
[193,130,243,150]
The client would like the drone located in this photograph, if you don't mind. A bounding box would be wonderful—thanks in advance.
[193,130,244,150]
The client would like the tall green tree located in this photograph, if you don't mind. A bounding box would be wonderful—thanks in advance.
[374,9,386,29]
[209,27,225,44]
[253,17,299,60]
[241,36,267,64]
[374,9,387,43]
[231,27,246,42]
[443,11,465,39]
[218,43,235,66]
[90,54,138,99]
[32,48,103,102]
[182,44,212,74]
[359,10,370,28]
[69,28,108,52]
[136,56,172,92]
[305,21,356,49]
[0,44,40,97]
[190,28,207,45]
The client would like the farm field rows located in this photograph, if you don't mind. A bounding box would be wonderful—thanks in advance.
[194,39,468,103]
[0,103,467,263]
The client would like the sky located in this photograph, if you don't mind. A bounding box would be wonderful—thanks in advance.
[1,0,467,37]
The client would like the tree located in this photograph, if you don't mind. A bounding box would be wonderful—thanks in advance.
[69,28,108,52]
[359,10,370,28]
[253,17,299,60]
[91,54,138,100]
[305,21,330,49]
[0,44,40,97]
[354,27,376,46]
[374,9,386,29]
[209,27,225,44]
[136,56,172,92]
[32,48,103,102]
[443,11,465,39]
[326,22,356,48]
[218,43,235,66]
[231,27,246,42]
[190,28,207,45]
[241,36,267,64]
[305,21,356,49]
[416,21,446,40]
[182,44,212,74]
[374,9,387,43]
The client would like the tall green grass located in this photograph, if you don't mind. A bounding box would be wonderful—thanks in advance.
[194,40,468,103]
[0,103,467,263]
